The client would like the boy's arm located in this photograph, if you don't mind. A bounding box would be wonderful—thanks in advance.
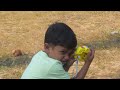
[63,48,95,79]
[73,48,95,79]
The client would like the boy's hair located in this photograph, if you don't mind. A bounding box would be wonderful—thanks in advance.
[44,22,77,50]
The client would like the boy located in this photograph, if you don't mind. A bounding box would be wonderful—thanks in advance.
[21,22,95,79]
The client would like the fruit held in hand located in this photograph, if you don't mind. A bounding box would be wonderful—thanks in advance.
[74,46,90,61]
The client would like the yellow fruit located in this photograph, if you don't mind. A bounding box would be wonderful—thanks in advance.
[74,46,90,61]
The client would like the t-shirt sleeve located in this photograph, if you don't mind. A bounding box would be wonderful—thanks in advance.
[47,62,70,79]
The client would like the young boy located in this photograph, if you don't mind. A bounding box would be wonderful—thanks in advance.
[21,22,95,79]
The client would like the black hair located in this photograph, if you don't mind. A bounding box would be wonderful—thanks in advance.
[44,22,77,50]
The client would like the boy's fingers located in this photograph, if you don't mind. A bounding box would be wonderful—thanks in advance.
[89,48,95,59]
[91,48,95,56]
[89,48,95,55]
[86,48,95,62]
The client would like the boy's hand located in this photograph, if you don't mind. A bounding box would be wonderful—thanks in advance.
[85,48,95,63]
[63,48,95,72]
[74,48,95,79]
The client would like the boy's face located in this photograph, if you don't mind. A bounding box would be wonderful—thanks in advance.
[44,43,75,63]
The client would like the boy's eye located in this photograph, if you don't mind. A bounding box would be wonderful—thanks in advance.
[60,49,76,56]
[60,51,67,55]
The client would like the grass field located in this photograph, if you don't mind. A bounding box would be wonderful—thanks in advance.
[0,11,120,79]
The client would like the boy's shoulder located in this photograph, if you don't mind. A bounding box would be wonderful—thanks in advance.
[32,50,62,66]
[21,50,69,79]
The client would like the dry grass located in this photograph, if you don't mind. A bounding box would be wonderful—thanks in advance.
[85,47,120,79]
[0,11,120,79]
[0,65,27,79]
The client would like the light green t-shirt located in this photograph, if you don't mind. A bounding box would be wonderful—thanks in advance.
[21,50,70,79]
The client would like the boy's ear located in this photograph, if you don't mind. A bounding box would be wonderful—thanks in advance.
[44,43,51,54]
[44,43,50,50]
[44,43,54,53]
